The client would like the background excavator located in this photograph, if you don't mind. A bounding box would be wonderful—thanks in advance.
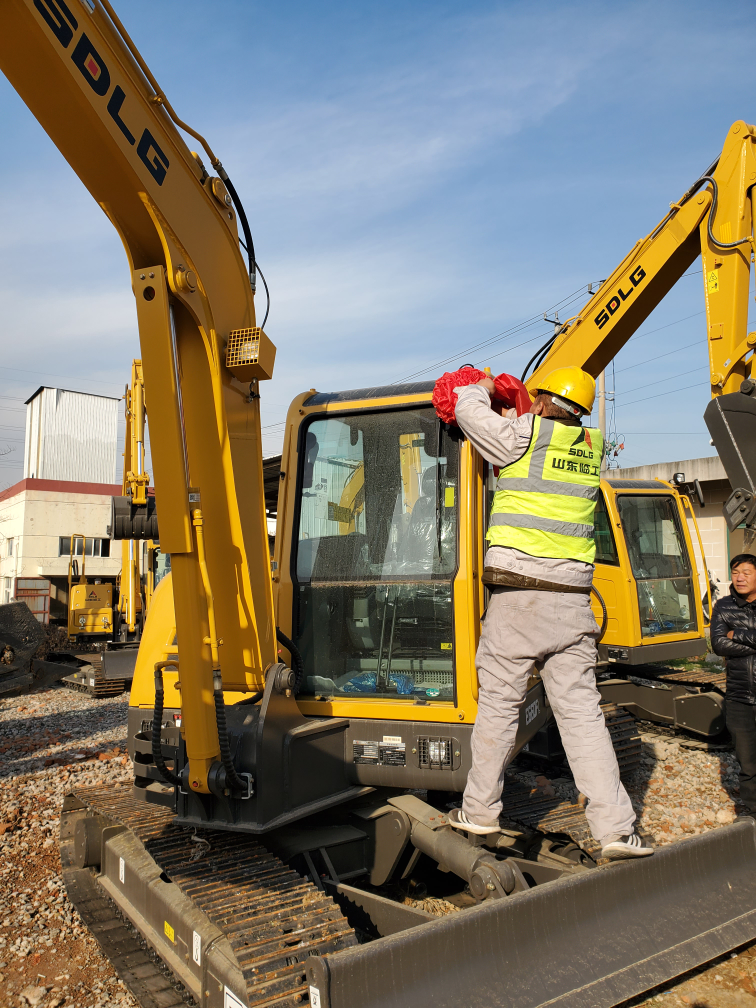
[2,3,756,1008]
[38,361,158,698]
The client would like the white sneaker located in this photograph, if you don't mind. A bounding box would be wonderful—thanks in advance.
[448,808,501,835]
[601,833,654,860]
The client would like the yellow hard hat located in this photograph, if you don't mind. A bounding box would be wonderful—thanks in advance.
[532,366,596,414]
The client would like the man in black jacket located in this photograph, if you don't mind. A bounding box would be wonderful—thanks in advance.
[711,553,756,815]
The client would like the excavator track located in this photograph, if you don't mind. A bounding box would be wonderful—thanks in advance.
[64,784,358,1008]
[624,662,727,694]
[61,654,129,698]
[601,701,642,777]
[499,781,607,862]
[655,665,727,693]
[501,706,642,865]
[62,673,129,698]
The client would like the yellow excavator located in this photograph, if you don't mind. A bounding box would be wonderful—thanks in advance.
[50,364,156,696]
[65,533,114,640]
[115,358,151,643]
[2,3,756,1007]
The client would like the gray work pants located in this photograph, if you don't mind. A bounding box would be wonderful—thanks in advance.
[462,587,635,844]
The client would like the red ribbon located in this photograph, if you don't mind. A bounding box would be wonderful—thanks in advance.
[432,368,531,424]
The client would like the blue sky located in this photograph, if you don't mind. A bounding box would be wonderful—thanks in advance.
[1,0,755,487]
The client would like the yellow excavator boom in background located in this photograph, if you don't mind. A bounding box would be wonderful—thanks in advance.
[4,4,756,1007]
[117,359,152,639]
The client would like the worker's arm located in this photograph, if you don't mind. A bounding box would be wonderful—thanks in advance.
[710,604,756,656]
[453,385,533,468]
[727,627,756,650]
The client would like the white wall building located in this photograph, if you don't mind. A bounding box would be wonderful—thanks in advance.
[24,387,119,484]
[0,476,121,619]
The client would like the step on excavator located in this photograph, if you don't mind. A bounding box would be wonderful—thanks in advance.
[3,4,756,1007]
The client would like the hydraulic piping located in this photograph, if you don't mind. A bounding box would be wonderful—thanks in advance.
[276,628,305,694]
[100,0,264,299]
[591,584,608,640]
[151,661,181,787]
[192,508,250,795]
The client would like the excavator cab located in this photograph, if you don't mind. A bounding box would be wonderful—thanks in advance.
[275,385,711,742]
[590,481,727,739]
[592,480,706,664]
[275,382,482,726]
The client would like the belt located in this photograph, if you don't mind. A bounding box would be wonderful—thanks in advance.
[482,567,591,594]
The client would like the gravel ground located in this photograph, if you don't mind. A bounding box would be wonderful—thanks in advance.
[0,683,137,1008]
[0,682,754,1007]
[510,728,742,842]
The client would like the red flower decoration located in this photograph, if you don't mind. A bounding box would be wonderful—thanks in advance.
[432,368,531,424]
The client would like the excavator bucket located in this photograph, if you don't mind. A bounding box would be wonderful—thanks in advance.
[307,820,756,1008]
[705,391,756,530]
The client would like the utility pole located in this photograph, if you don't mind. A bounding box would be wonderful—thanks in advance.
[598,370,607,473]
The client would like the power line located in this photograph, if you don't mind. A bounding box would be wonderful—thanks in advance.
[393,284,596,383]
[614,338,702,375]
[614,380,709,410]
[0,366,124,388]
[393,266,706,384]
[614,365,708,399]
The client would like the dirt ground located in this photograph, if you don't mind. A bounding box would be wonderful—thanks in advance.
[0,679,755,1008]
[0,684,136,1008]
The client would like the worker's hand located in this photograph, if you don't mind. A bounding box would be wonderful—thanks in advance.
[476,377,496,394]
[727,629,734,639]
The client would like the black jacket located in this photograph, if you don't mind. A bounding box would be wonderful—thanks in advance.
[711,586,756,704]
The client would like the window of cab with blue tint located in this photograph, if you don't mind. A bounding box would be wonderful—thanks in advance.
[617,494,697,638]
[293,408,458,702]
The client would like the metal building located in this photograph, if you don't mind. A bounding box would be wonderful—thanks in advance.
[24,387,119,484]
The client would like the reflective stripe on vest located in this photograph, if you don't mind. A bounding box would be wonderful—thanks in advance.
[487,416,603,563]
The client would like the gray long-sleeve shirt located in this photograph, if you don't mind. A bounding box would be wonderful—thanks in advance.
[453,384,593,589]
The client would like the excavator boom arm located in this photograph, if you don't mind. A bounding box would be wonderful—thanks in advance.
[529,122,756,525]
[0,0,278,792]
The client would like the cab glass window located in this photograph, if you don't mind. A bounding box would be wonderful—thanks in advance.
[294,408,458,701]
[617,495,697,638]
[593,493,619,566]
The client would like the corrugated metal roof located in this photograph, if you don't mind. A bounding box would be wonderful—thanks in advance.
[24,385,120,405]
[24,388,118,484]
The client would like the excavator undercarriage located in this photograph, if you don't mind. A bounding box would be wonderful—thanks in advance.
[56,673,745,1008]
[63,780,756,1008]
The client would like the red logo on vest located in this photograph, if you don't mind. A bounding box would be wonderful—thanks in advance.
[584,430,593,450]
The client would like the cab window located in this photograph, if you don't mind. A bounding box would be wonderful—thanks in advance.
[294,407,458,701]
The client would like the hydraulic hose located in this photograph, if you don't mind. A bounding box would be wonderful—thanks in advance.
[591,585,608,641]
[152,661,182,788]
[192,508,249,796]
[211,679,249,794]
[235,691,264,706]
[698,175,753,250]
[217,167,257,292]
[521,333,558,383]
[276,628,305,694]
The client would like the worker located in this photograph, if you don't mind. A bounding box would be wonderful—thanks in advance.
[448,366,654,860]
[711,553,756,819]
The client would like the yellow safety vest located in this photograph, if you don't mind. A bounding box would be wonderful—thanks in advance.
[487,416,603,564]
